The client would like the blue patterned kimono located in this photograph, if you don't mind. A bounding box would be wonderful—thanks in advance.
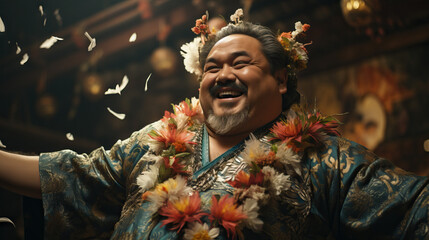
[39,120,429,239]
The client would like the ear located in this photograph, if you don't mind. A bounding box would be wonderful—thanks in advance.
[275,69,288,94]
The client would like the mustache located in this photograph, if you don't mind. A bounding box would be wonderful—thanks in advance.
[209,82,248,96]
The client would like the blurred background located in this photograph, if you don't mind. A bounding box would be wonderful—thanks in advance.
[0,0,428,239]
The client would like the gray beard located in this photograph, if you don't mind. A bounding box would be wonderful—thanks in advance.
[205,107,249,135]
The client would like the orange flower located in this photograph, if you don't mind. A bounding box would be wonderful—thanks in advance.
[159,193,207,232]
[305,113,340,144]
[162,111,176,122]
[149,126,195,149]
[270,119,302,143]
[209,195,247,239]
[302,23,310,32]
[254,151,277,166]
[227,170,264,189]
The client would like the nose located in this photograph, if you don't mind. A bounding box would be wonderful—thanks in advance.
[215,64,235,84]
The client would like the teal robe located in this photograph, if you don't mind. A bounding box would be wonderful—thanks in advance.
[39,121,429,239]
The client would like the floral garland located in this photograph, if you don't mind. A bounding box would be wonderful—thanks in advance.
[136,97,340,239]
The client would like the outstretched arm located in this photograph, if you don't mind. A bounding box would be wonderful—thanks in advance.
[0,150,41,199]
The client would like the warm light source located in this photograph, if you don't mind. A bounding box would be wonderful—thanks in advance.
[424,139,429,152]
[150,46,178,77]
[340,0,374,27]
[82,73,104,100]
[35,94,57,119]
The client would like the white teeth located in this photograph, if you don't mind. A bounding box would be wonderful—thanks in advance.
[218,91,241,98]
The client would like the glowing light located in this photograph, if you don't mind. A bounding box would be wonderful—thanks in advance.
[424,139,429,152]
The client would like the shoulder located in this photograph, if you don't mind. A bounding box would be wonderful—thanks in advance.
[305,135,378,167]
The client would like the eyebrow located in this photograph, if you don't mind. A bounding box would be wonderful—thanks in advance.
[205,51,251,64]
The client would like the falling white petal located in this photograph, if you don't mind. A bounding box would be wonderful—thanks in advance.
[54,9,62,26]
[0,140,6,148]
[20,53,29,65]
[129,33,137,42]
[0,217,15,227]
[39,5,44,16]
[84,32,96,51]
[0,17,5,32]
[15,43,21,54]
[105,75,129,95]
[40,36,64,49]
[66,133,74,141]
[107,107,126,120]
[144,73,152,91]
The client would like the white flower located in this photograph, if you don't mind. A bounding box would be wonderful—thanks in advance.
[275,143,302,176]
[180,37,203,76]
[146,175,193,213]
[241,134,271,165]
[235,185,269,205]
[136,157,163,192]
[291,21,303,38]
[230,8,244,23]
[183,222,219,240]
[175,111,190,131]
[241,198,263,232]
[189,97,204,124]
[261,166,291,196]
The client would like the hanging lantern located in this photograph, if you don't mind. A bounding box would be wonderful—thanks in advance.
[340,0,374,27]
[150,46,178,77]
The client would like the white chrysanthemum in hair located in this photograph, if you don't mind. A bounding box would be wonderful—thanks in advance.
[180,37,202,75]
[230,8,244,23]
[292,21,304,38]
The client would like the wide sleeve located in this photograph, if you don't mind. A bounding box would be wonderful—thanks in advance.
[38,123,156,239]
[306,136,429,239]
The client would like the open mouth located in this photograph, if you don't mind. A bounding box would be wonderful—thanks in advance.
[217,90,243,99]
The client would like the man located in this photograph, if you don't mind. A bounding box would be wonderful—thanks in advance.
[1,11,429,239]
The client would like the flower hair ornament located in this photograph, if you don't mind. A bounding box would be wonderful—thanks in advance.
[180,8,311,78]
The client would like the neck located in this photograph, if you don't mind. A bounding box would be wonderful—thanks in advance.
[206,126,250,161]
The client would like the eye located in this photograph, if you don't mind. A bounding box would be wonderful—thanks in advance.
[204,64,219,73]
[233,60,250,68]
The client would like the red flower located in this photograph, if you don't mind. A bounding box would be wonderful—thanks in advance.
[160,193,207,232]
[209,195,247,239]
[175,99,200,118]
[270,119,303,145]
[149,126,195,149]
[227,170,264,188]
[163,156,187,174]
[305,112,340,144]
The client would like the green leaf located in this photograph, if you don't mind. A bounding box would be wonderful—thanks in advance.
[175,152,190,158]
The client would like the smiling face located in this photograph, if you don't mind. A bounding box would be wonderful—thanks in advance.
[199,34,287,136]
